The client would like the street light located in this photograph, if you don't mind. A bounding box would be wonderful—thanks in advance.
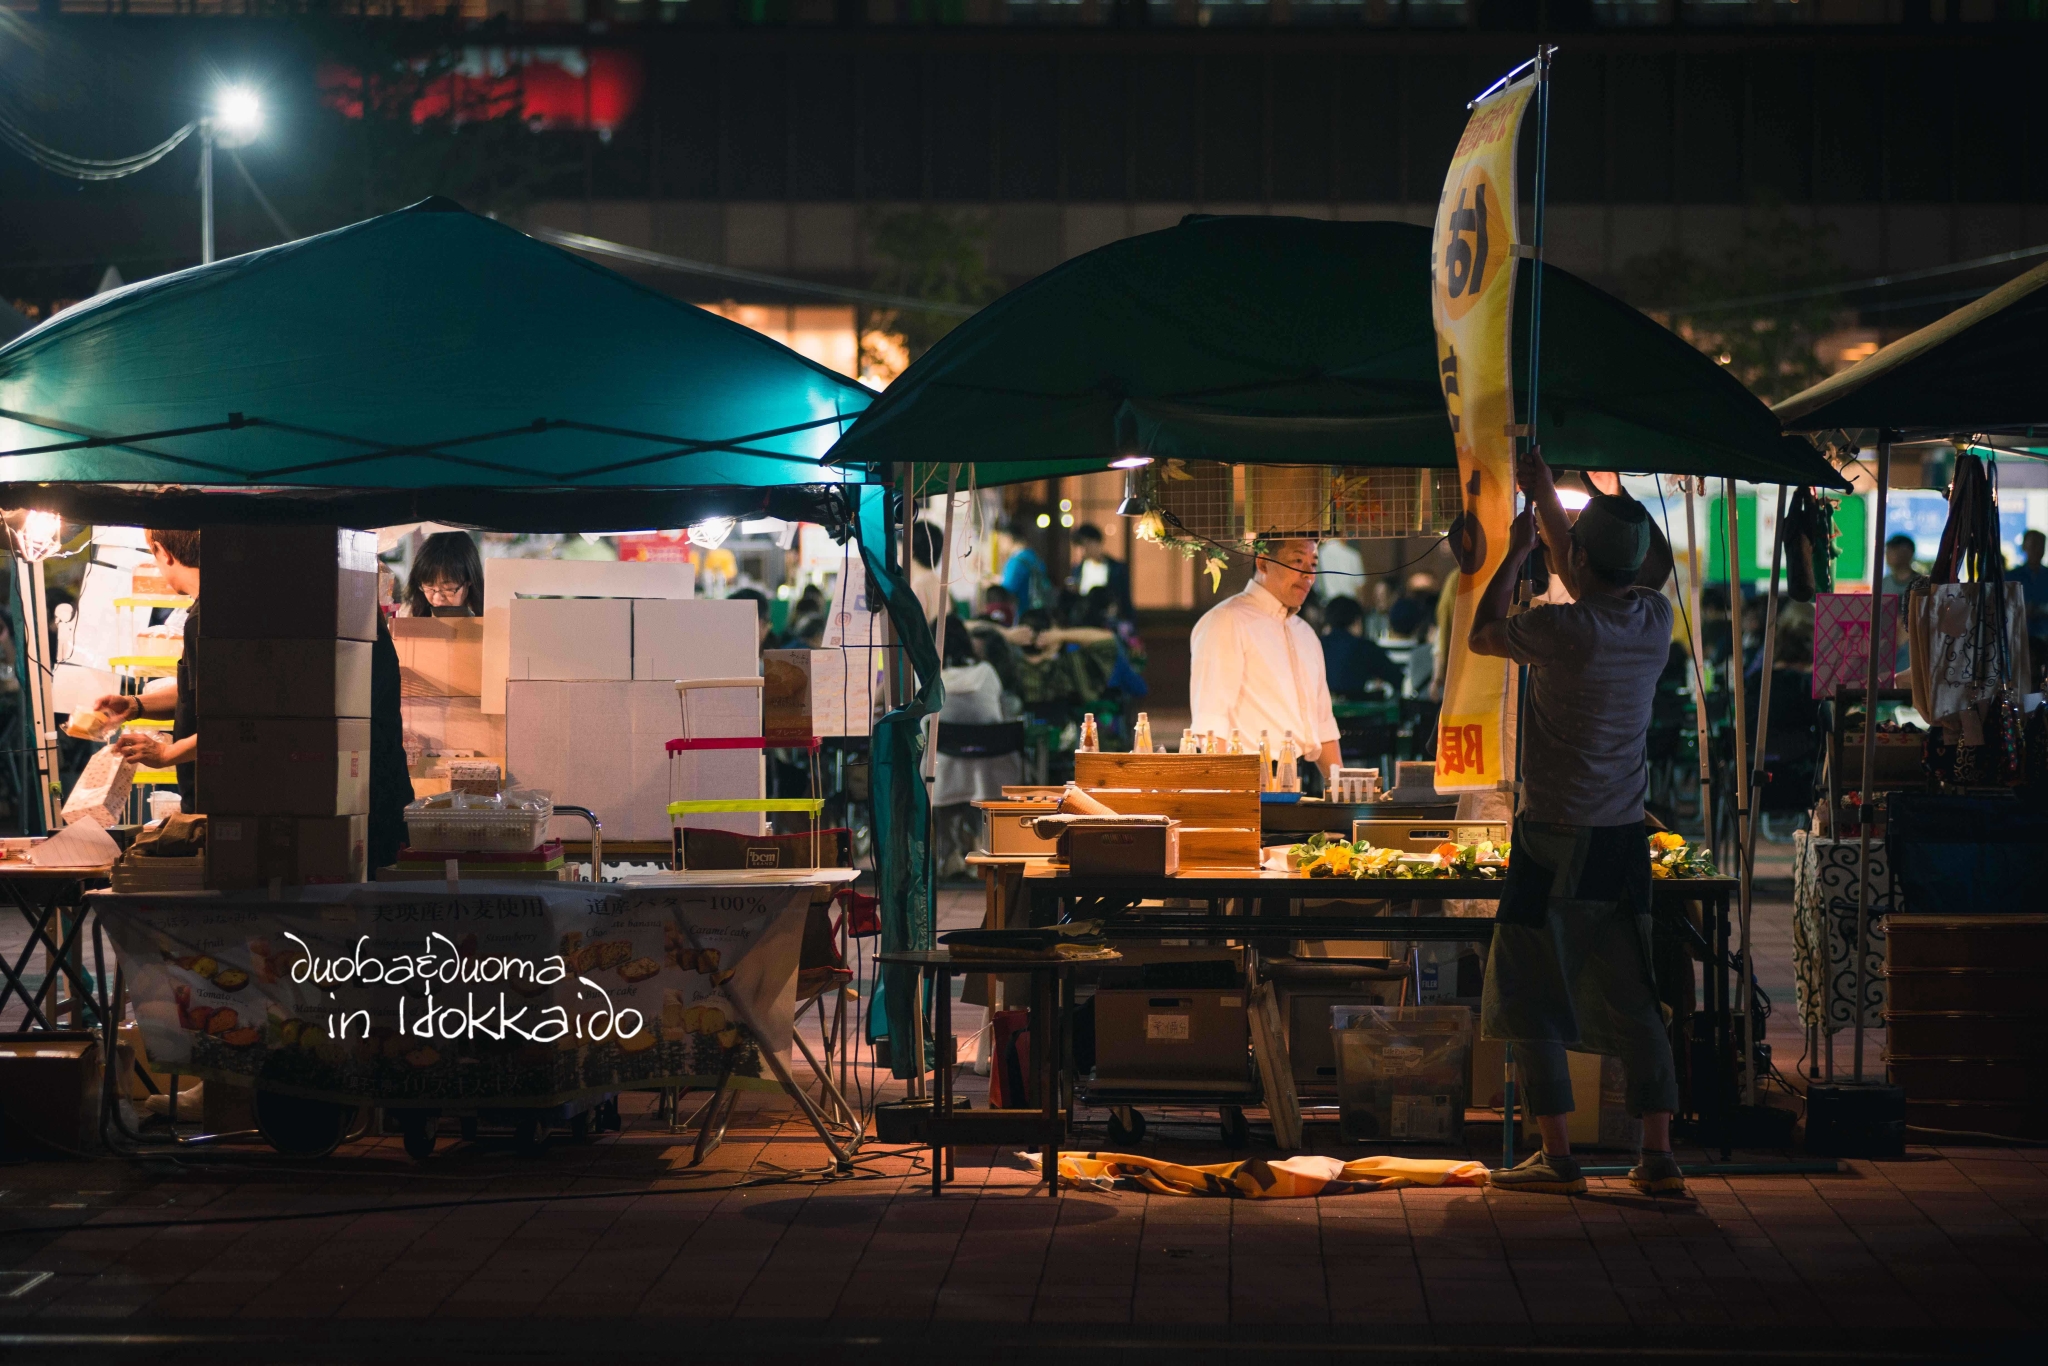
[200,85,262,265]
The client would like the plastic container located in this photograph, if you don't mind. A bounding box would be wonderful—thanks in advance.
[403,787,553,853]
[1332,1004,1474,1144]
[149,791,183,823]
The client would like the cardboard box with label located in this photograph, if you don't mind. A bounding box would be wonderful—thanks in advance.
[391,617,483,696]
[762,650,813,746]
[202,526,378,641]
[194,639,373,718]
[207,814,368,889]
[508,598,632,681]
[195,717,370,817]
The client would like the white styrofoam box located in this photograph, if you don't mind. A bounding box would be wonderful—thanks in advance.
[506,680,761,842]
[483,560,694,713]
[508,598,632,682]
[632,598,759,683]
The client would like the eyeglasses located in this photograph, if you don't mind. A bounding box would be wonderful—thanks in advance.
[420,580,470,606]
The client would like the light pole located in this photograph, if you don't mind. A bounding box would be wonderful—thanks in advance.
[201,86,263,265]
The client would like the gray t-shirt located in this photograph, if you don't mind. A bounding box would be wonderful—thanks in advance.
[1502,587,1673,828]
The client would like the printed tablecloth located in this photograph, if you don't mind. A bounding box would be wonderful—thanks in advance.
[94,879,814,1108]
[1791,831,1891,1031]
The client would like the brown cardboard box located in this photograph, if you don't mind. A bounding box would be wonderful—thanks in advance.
[202,526,379,641]
[0,1032,101,1154]
[206,814,368,889]
[1067,820,1180,876]
[392,616,483,696]
[762,649,812,746]
[401,694,505,759]
[195,638,373,718]
[195,717,370,816]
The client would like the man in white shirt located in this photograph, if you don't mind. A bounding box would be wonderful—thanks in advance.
[1188,539,1342,784]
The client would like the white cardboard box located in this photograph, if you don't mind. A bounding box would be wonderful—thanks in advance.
[483,560,694,713]
[632,598,758,682]
[508,598,633,682]
[506,680,761,842]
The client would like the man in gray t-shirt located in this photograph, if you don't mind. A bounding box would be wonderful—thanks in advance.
[1469,452,1685,1199]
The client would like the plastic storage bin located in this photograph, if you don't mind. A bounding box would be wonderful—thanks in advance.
[403,788,552,853]
[1332,1004,1474,1144]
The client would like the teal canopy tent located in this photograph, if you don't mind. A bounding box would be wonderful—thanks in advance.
[0,197,875,531]
[828,216,1846,491]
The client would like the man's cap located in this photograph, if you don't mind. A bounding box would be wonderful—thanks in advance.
[1571,494,1652,576]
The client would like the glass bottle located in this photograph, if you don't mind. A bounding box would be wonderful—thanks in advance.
[1078,712,1100,753]
[1258,730,1273,791]
[1133,712,1153,754]
[1179,728,1197,755]
[1280,732,1301,793]
[1229,729,1248,756]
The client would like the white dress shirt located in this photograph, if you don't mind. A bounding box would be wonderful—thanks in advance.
[1188,579,1341,750]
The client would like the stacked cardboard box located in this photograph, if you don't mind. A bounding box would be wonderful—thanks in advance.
[196,527,374,889]
[393,615,501,796]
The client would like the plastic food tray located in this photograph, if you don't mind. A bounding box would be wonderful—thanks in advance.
[402,804,552,853]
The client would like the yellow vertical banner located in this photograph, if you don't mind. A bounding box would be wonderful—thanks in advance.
[1431,72,1536,793]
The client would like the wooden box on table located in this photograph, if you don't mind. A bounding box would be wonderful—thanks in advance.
[1070,752,1262,870]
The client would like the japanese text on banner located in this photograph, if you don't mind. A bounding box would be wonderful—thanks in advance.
[1431,74,1535,792]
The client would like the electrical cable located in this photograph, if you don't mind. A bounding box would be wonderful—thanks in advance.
[0,113,198,182]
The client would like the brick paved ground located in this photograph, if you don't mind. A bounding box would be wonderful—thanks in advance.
[0,883,2041,1362]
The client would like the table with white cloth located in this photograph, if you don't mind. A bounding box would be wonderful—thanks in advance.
[92,872,852,1110]
[1792,831,1892,1032]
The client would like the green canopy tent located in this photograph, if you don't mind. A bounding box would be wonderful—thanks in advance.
[0,197,875,531]
[1774,257,2048,438]
[828,215,1846,491]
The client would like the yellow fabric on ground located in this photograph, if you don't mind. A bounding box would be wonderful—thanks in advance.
[1026,1151,1489,1198]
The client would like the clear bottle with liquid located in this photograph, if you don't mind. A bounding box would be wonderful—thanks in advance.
[1078,712,1100,753]
[1229,729,1248,756]
[1132,712,1153,754]
[1179,728,1197,755]
[1279,732,1301,793]
[1258,730,1273,791]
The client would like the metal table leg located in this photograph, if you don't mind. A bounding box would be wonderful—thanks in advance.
[934,962,952,1196]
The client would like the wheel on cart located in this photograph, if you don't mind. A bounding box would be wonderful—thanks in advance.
[459,1116,479,1142]
[400,1112,437,1163]
[514,1117,548,1158]
[1105,1106,1147,1146]
[255,1090,355,1159]
[1219,1105,1251,1149]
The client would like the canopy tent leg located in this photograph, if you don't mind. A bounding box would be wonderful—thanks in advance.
[1743,484,1790,1108]
[1853,433,1892,1083]
[1682,479,1714,851]
[1723,479,1754,1110]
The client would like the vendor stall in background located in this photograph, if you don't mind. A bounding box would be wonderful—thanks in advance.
[1776,256,2048,1147]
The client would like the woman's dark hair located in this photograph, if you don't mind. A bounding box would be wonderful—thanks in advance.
[942,614,979,668]
[406,531,485,617]
[1324,595,1363,633]
[145,529,200,569]
[726,586,771,623]
[911,521,942,569]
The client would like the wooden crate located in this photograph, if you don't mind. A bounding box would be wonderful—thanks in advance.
[1073,753,1261,868]
[1884,915,2048,1139]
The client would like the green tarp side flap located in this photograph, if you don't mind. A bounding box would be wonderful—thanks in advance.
[0,196,874,531]
[828,215,1846,491]
[1773,259,2048,436]
[854,484,943,1079]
